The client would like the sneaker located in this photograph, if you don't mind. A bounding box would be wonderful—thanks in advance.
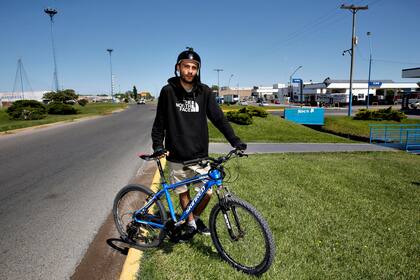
[178,225,197,243]
[196,219,211,236]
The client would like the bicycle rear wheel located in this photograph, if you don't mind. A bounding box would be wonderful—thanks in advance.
[113,184,167,249]
[209,195,275,275]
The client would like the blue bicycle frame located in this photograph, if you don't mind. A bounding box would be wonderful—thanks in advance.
[133,165,223,230]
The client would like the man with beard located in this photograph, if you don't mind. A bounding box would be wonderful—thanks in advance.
[151,47,247,242]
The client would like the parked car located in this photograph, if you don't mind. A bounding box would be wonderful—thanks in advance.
[238,101,248,106]
[258,101,269,107]
[409,100,420,109]
[274,100,280,104]
[137,98,146,104]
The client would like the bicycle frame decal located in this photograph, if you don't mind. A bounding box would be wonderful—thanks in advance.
[134,168,223,228]
[179,183,210,222]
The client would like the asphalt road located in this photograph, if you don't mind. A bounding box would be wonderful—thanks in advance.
[0,104,156,280]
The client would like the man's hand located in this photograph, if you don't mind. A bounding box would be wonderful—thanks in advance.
[235,142,247,151]
[152,148,168,158]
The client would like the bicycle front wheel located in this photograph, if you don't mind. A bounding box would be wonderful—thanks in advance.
[113,184,167,249]
[209,195,275,275]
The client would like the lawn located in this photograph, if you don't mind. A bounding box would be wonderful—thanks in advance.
[221,105,284,111]
[0,103,127,132]
[209,114,355,143]
[324,116,420,139]
[137,152,420,279]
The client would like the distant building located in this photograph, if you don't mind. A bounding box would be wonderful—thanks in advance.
[0,91,49,107]
[251,86,277,101]
[220,86,253,101]
[301,78,419,105]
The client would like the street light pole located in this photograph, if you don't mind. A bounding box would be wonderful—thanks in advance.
[341,4,368,116]
[289,66,302,102]
[107,49,114,103]
[366,31,372,109]
[214,69,223,96]
[44,7,60,92]
[228,74,234,89]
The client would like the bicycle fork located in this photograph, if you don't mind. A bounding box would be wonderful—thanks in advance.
[217,191,244,241]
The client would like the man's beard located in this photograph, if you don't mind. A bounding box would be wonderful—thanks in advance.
[180,74,197,85]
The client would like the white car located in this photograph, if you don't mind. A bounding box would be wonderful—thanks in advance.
[409,101,419,109]
[238,101,248,106]
[137,99,146,104]
[258,101,268,107]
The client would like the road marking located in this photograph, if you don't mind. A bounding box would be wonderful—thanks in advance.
[119,158,166,280]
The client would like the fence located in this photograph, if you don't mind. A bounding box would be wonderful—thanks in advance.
[369,124,420,153]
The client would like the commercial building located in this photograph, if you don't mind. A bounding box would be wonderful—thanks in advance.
[0,91,49,107]
[301,78,419,105]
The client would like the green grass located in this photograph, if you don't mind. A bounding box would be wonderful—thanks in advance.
[324,116,420,139]
[0,103,127,132]
[209,115,355,143]
[138,152,420,279]
[221,105,284,111]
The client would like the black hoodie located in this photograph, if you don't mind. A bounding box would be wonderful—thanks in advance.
[151,77,241,162]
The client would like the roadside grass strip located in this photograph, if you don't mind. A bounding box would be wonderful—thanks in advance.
[119,159,166,280]
[137,152,420,279]
[0,103,127,132]
[324,116,420,139]
[209,114,355,143]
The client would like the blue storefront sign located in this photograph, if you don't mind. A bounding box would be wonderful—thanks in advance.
[284,108,325,125]
[368,81,382,87]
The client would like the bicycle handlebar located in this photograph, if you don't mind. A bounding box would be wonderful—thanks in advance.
[182,149,247,167]
[138,149,247,166]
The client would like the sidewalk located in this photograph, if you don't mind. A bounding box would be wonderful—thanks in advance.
[209,142,397,154]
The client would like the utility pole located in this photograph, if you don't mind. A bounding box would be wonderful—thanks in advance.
[214,69,223,96]
[366,31,372,109]
[341,4,368,116]
[107,49,114,103]
[12,58,33,100]
[44,8,60,92]
[228,74,234,89]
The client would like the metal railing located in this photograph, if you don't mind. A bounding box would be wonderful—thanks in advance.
[405,129,420,153]
[369,124,420,153]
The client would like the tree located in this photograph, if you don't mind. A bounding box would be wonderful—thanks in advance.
[133,86,138,101]
[211,85,219,91]
[43,89,79,104]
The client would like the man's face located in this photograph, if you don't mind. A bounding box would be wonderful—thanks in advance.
[177,60,199,84]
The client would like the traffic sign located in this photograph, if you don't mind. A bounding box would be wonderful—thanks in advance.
[292,78,302,83]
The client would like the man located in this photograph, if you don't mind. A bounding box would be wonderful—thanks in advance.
[151,47,246,241]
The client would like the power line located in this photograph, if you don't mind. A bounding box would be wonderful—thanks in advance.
[356,45,420,65]
[371,59,420,65]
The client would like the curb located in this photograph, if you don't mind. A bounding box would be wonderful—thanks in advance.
[119,158,166,280]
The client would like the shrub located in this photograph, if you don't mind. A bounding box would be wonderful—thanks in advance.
[47,102,79,115]
[226,111,253,125]
[354,107,407,122]
[78,99,88,106]
[238,106,268,118]
[6,100,47,120]
[43,89,78,103]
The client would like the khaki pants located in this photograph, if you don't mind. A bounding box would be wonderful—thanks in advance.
[168,161,211,195]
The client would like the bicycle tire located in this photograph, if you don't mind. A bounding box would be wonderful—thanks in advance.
[113,184,167,249]
[209,195,275,275]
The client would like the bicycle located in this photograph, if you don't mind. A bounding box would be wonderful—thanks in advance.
[113,149,275,275]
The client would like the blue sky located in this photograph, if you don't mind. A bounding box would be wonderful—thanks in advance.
[1,0,419,96]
